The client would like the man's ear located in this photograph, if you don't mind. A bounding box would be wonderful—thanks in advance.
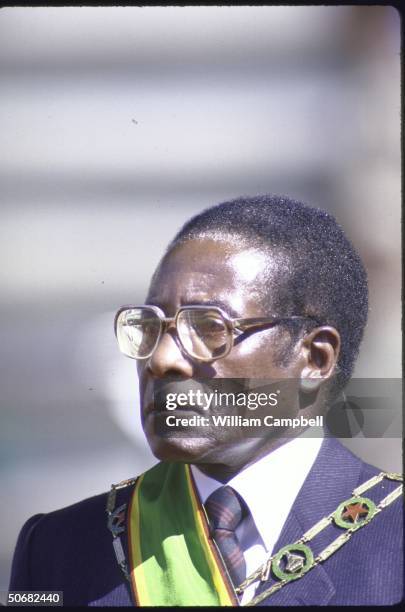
[300,326,340,392]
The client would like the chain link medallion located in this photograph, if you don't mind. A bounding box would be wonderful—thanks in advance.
[271,543,314,581]
[333,496,376,530]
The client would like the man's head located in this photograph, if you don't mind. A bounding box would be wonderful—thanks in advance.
[132,195,368,478]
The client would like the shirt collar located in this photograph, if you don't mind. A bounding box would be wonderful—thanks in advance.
[190,435,323,553]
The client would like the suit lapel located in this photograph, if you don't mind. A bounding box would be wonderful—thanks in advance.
[255,437,363,606]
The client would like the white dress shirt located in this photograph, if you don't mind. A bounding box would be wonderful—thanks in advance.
[191,436,323,604]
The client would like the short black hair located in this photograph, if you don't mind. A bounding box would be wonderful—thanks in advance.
[167,194,368,392]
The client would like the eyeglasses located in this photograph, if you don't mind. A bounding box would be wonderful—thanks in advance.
[114,304,320,363]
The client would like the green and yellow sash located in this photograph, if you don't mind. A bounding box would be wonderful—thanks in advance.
[127,462,238,606]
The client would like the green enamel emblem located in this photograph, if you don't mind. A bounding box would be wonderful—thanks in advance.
[272,543,314,581]
[333,496,376,530]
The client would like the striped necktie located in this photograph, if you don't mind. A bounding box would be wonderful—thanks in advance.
[205,485,248,588]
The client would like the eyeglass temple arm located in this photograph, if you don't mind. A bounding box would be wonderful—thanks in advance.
[233,315,321,332]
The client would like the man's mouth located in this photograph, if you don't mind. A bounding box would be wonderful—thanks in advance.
[148,398,207,417]
[145,379,214,417]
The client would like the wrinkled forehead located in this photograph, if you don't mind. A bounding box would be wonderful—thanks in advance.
[147,238,289,315]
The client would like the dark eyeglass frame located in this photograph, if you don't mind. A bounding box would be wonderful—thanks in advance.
[114,304,322,363]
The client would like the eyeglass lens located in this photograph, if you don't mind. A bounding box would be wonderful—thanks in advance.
[116,307,162,359]
[177,308,231,360]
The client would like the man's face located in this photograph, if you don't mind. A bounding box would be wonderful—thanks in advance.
[137,238,307,470]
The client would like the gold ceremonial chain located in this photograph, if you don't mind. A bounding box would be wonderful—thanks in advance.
[106,476,138,582]
[106,472,403,607]
[237,472,403,607]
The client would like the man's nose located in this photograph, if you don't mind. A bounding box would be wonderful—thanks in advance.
[147,329,194,378]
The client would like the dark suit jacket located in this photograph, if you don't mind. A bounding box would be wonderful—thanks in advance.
[9,438,403,606]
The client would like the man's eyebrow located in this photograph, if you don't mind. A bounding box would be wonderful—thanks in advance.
[145,299,241,319]
[181,299,240,319]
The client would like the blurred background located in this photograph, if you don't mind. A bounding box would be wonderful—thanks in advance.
[0,6,401,590]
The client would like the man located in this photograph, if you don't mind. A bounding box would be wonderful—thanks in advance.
[10,195,403,606]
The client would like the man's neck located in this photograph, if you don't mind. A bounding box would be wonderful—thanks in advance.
[193,434,297,483]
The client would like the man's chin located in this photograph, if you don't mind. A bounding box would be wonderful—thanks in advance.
[146,433,214,463]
